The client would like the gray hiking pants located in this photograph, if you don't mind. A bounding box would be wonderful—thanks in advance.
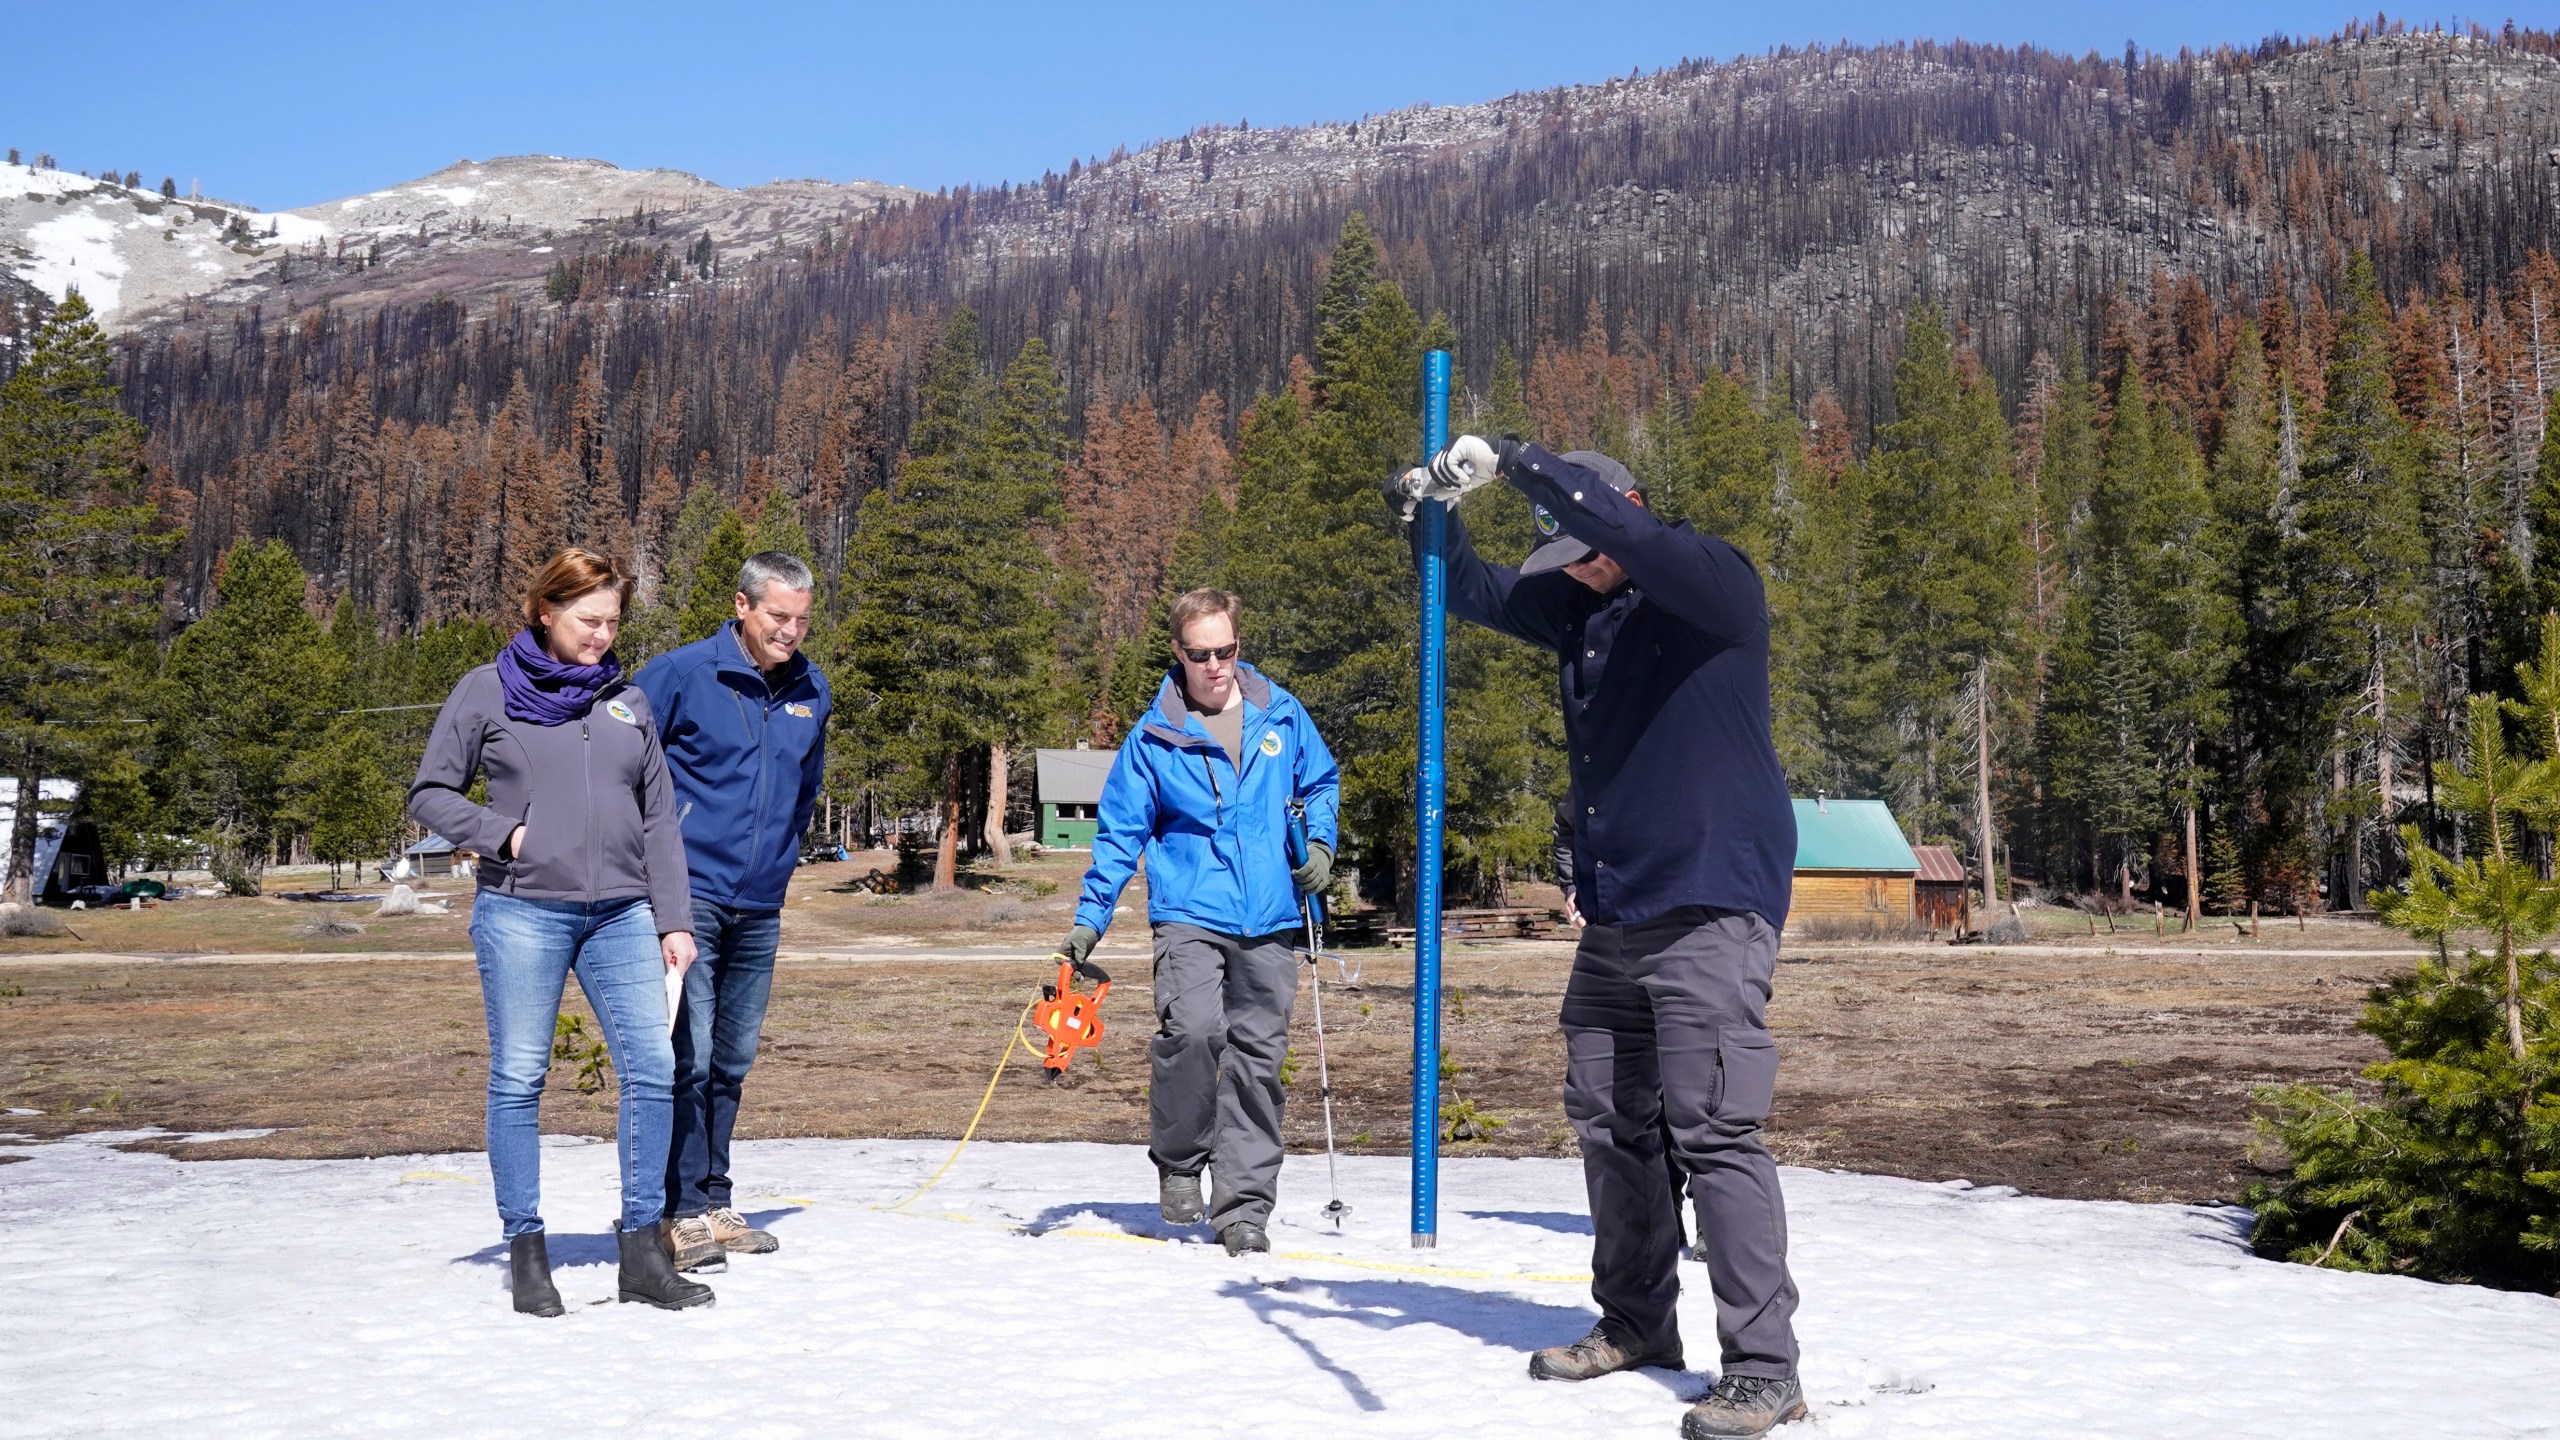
[1148,923,1300,1230]
[1562,905,1801,1379]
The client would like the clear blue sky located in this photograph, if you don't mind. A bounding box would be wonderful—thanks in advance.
[2,2,2517,209]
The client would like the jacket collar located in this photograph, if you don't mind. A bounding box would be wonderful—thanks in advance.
[713,619,811,692]
[1141,664,1273,749]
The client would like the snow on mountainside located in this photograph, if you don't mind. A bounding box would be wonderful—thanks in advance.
[0,155,917,330]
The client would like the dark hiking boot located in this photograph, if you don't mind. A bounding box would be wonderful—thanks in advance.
[705,1206,779,1255]
[508,1232,563,1318]
[1528,1326,1683,1381]
[663,1213,728,1273]
[1218,1221,1271,1256]
[1159,1171,1206,1225]
[618,1221,716,1310]
[1679,1373,1808,1438]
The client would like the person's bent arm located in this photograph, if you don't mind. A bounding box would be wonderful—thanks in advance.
[1070,746,1155,939]
[1422,505,1572,653]
[635,705,696,943]
[406,683,518,859]
[1501,443,1769,644]
[1296,717,1343,853]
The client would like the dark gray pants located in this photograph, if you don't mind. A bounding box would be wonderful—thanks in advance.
[1149,923,1300,1229]
[1561,905,1800,1379]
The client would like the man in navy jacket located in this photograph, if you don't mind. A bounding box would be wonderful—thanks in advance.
[633,551,832,1271]
[1395,438,1806,1439]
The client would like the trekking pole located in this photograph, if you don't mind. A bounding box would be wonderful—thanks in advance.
[1289,799,1352,1229]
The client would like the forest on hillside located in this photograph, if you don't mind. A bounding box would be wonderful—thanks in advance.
[3,23,2559,912]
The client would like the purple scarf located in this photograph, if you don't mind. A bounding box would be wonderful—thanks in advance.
[496,627,621,726]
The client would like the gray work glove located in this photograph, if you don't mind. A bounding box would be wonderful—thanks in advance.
[1052,924,1107,983]
[1291,840,1333,896]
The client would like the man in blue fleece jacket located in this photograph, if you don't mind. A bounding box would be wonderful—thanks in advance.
[1394,436,1806,1440]
[633,551,831,1271]
[1054,587,1340,1258]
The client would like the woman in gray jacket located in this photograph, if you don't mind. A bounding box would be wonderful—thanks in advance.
[409,549,709,1317]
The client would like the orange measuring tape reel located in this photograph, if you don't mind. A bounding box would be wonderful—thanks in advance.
[1032,957,1111,1080]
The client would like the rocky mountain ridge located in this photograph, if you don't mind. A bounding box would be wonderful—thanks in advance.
[0,154,916,330]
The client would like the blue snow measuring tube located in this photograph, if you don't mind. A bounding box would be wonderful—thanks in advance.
[1412,348,1451,1249]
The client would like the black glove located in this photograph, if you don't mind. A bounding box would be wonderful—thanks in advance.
[1291,840,1333,896]
[1052,924,1107,983]
[1382,465,1424,526]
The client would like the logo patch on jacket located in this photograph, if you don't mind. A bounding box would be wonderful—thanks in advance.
[605,699,638,725]
[1533,504,1561,537]
[1259,731,1283,757]
[785,702,814,718]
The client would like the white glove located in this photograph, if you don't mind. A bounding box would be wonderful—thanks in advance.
[1405,435,1501,507]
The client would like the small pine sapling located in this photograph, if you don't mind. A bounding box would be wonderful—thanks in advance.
[2245,614,2560,1287]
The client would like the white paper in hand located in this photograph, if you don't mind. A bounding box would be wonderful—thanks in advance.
[664,966,686,1037]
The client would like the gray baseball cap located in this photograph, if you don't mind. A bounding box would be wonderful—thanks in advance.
[1518,451,1639,576]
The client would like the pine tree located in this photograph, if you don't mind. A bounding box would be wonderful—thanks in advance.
[1861,306,2027,842]
[2126,387,2237,928]
[0,292,168,904]
[159,542,346,894]
[286,720,402,888]
[833,312,1059,888]
[2248,615,2560,1287]
[2296,253,2429,904]
[682,507,749,641]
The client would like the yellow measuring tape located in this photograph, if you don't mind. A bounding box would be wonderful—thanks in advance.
[875,999,1045,1214]
[871,994,1594,1285]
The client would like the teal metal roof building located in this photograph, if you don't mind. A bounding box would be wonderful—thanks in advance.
[1790,797,1920,927]
[1791,798,1920,871]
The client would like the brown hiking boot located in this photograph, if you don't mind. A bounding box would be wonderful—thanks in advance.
[1527,1326,1683,1381]
[662,1214,727,1273]
[705,1206,779,1255]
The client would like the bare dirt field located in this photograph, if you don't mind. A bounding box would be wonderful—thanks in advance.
[0,855,2426,1205]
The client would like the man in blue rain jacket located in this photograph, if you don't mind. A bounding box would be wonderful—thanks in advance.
[633,551,831,1271]
[1055,587,1340,1257]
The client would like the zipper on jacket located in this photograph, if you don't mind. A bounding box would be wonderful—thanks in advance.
[582,719,596,897]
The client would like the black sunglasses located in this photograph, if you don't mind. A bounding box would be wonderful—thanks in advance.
[1178,642,1240,664]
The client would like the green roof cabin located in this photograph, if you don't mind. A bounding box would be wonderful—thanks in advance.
[1790,796,1920,931]
[1035,746,1116,850]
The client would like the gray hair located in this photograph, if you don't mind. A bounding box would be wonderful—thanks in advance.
[737,550,815,604]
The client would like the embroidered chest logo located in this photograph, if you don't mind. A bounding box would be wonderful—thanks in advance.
[1533,504,1561,537]
[604,699,638,726]
[1259,731,1283,758]
[785,702,814,718]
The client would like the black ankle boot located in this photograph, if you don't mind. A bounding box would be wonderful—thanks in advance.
[509,1232,564,1317]
[616,1220,715,1310]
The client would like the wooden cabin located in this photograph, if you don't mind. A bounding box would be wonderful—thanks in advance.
[1034,745,1115,850]
[1789,797,1920,931]
[1911,845,1970,930]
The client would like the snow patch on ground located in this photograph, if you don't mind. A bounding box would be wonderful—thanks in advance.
[1,1132,2553,1437]
[21,208,128,315]
[0,164,99,202]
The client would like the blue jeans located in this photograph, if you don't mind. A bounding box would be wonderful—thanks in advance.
[469,890,675,1239]
[664,899,782,1218]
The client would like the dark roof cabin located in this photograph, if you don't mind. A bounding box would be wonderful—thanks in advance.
[1911,844,1971,931]
[1034,746,1115,850]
